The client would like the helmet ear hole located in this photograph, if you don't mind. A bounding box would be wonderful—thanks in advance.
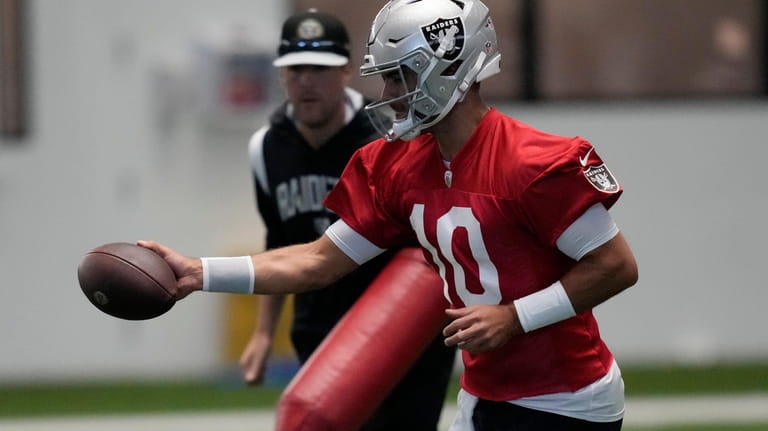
[402,64,418,75]
[441,60,464,77]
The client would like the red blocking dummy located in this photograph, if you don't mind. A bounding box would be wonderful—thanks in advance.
[274,247,448,431]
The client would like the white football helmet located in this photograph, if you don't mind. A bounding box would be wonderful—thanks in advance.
[361,0,501,141]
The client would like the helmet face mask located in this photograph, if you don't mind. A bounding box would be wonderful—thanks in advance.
[361,0,501,142]
[363,56,440,141]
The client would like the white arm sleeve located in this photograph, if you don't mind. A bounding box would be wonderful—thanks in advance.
[324,219,387,265]
[556,203,619,261]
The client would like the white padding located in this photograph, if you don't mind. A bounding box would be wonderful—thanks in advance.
[514,281,576,333]
[556,203,619,261]
[201,256,254,294]
[324,219,386,265]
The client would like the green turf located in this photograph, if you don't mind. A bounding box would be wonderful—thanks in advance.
[621,362,768,396]
[0,380,283,418]
[1,362,767,418]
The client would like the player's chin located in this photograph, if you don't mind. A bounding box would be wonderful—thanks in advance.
[391,104,409,118]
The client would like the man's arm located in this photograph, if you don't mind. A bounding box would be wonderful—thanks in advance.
[137,234,360,299]
[442,233,637,354]
[559,231,638,313]
[239,294,286,385]
[442,202,638,354]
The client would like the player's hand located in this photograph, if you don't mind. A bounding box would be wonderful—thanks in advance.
[443,304,522,354]
[136,240,203,300]
[239,332,273,386]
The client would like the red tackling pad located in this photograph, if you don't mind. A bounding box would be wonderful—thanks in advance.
[274,247,448,431]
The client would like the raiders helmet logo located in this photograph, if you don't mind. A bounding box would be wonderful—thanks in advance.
[421,17,465,61]
[583,164,620,193]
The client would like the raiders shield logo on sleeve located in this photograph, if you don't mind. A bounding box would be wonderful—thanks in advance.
[421,17,465,61]
[583,164,620,193]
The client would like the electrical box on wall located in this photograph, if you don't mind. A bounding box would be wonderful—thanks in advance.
[149,22,280,137]
[192,24,279,132]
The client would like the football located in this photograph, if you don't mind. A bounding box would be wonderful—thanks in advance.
[77,242,178,320]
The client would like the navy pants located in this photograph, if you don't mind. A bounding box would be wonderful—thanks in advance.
[473,398,623,431]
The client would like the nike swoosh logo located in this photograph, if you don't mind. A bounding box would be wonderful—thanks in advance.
[579,147,595,166]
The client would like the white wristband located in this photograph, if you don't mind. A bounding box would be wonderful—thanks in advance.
[513,281,576,333]
[201,256,255,294]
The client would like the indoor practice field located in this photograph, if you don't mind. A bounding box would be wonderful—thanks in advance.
[1,395,767,430]
[3,1,768,431]
[1,363,767,430]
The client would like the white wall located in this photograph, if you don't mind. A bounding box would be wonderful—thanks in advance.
[1,1,767,383]
[509,101,768,364]
[0,0,284,383]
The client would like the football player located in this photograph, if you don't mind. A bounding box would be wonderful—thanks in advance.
[140,0,638,429]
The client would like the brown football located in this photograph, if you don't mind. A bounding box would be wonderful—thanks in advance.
[77,242,177,320]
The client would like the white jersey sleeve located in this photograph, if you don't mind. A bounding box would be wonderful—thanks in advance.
[324,219,387,265]
[555,203,619,261]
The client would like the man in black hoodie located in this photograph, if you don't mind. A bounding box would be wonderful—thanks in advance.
[239,9,456,430]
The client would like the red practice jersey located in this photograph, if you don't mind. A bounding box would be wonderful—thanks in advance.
[324,108,623,400]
